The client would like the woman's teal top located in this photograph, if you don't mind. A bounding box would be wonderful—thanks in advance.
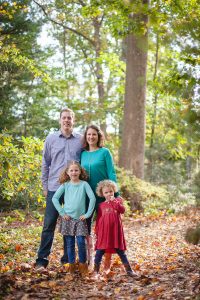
[81,147,118,208]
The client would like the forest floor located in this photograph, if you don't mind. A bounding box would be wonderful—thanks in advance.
[0,207,199,300]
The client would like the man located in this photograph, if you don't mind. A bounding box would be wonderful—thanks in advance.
[35,108,82,269]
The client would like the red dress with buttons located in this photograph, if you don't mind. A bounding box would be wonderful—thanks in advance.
[95,197,126,252]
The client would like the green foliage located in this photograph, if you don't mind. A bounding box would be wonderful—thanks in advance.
[0,0,199,218]
[144,182,196,215]
[0,0,53,136]
[116,166,198,215]
[191,170,200,205]
[116,167,169,214]
[117,166,167,200]
[0,133,45,211]
[0,0,49,79]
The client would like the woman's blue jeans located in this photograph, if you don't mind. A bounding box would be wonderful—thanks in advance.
[95,249,129,265]
[65,235,86,264]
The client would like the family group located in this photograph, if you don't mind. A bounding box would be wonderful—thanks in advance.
[35,108,136,278]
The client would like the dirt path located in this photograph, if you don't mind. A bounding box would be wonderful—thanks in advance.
[0,208,199,299]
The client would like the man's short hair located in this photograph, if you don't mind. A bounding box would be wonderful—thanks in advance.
[60,108,75,119]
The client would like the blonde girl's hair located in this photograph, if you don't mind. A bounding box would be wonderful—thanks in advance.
[96,180,118,197]
[59,161,88,184]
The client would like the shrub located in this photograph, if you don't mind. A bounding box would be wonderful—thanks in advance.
[116,167,197,215]
[0,133,45,211]
[116,167,169,214]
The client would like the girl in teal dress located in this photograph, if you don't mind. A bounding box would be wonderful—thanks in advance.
[81,124,119,271]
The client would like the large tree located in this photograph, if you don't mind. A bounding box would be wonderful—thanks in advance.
[119,0,149,179]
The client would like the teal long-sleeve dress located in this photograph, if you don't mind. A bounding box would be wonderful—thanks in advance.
[81,147,118,210]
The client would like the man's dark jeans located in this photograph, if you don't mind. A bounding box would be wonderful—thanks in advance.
[36,191,67,267]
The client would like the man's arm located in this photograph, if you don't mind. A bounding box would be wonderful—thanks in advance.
[41,137,51,195]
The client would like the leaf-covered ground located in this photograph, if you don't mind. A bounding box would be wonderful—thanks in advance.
[0,208,199,300]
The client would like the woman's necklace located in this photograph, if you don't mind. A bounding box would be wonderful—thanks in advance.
[87,147,99,179]
[87,152,94,180]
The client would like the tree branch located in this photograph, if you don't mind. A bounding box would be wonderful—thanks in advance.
[79,46,96,77]
[33,0,95,47]
[77,0,86,6]
[99,13,105,26]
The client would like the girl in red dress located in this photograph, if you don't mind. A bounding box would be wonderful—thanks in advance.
[93,180,137,277]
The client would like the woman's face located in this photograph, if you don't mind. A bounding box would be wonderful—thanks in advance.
[86,128,99,148]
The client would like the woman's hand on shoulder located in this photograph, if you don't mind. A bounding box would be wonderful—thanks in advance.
[79,215,86,220]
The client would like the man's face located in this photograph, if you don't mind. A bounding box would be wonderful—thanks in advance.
[59,111,74,133]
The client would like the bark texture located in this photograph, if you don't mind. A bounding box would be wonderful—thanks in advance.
[119,1,149,180]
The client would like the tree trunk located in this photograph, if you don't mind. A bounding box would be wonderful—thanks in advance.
[63,29,67,77]
[119,1,149,180]
[93,17,107,135]
[148,33,159,180]
[186,155,192,179]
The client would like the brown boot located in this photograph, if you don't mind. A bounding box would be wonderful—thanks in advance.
[68,263,76,274]
[79,263,88,277]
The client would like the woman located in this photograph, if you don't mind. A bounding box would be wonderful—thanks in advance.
[81,124,119,271]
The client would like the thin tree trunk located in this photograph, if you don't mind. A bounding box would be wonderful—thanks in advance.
[63,30,67,77]
[148,33,159,180]
[150,33,159,148]
[118,38,127,159]
[93,17,107,135]
[186,155,192,179]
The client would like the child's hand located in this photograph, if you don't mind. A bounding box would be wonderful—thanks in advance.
[79,215,85,220]
[63,214,70,220]
[109,196,115,201]
[118,196,124,202]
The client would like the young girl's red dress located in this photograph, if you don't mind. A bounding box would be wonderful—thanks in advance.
[95,197,126,252]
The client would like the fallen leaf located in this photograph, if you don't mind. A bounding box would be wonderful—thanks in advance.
[136,295,146,300]
[15,244,22,252]
[64,273,74,282]
[20,263,31,271]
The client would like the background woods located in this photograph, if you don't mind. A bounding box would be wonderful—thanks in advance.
[0,1,199,299]
[0,0,199,211]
